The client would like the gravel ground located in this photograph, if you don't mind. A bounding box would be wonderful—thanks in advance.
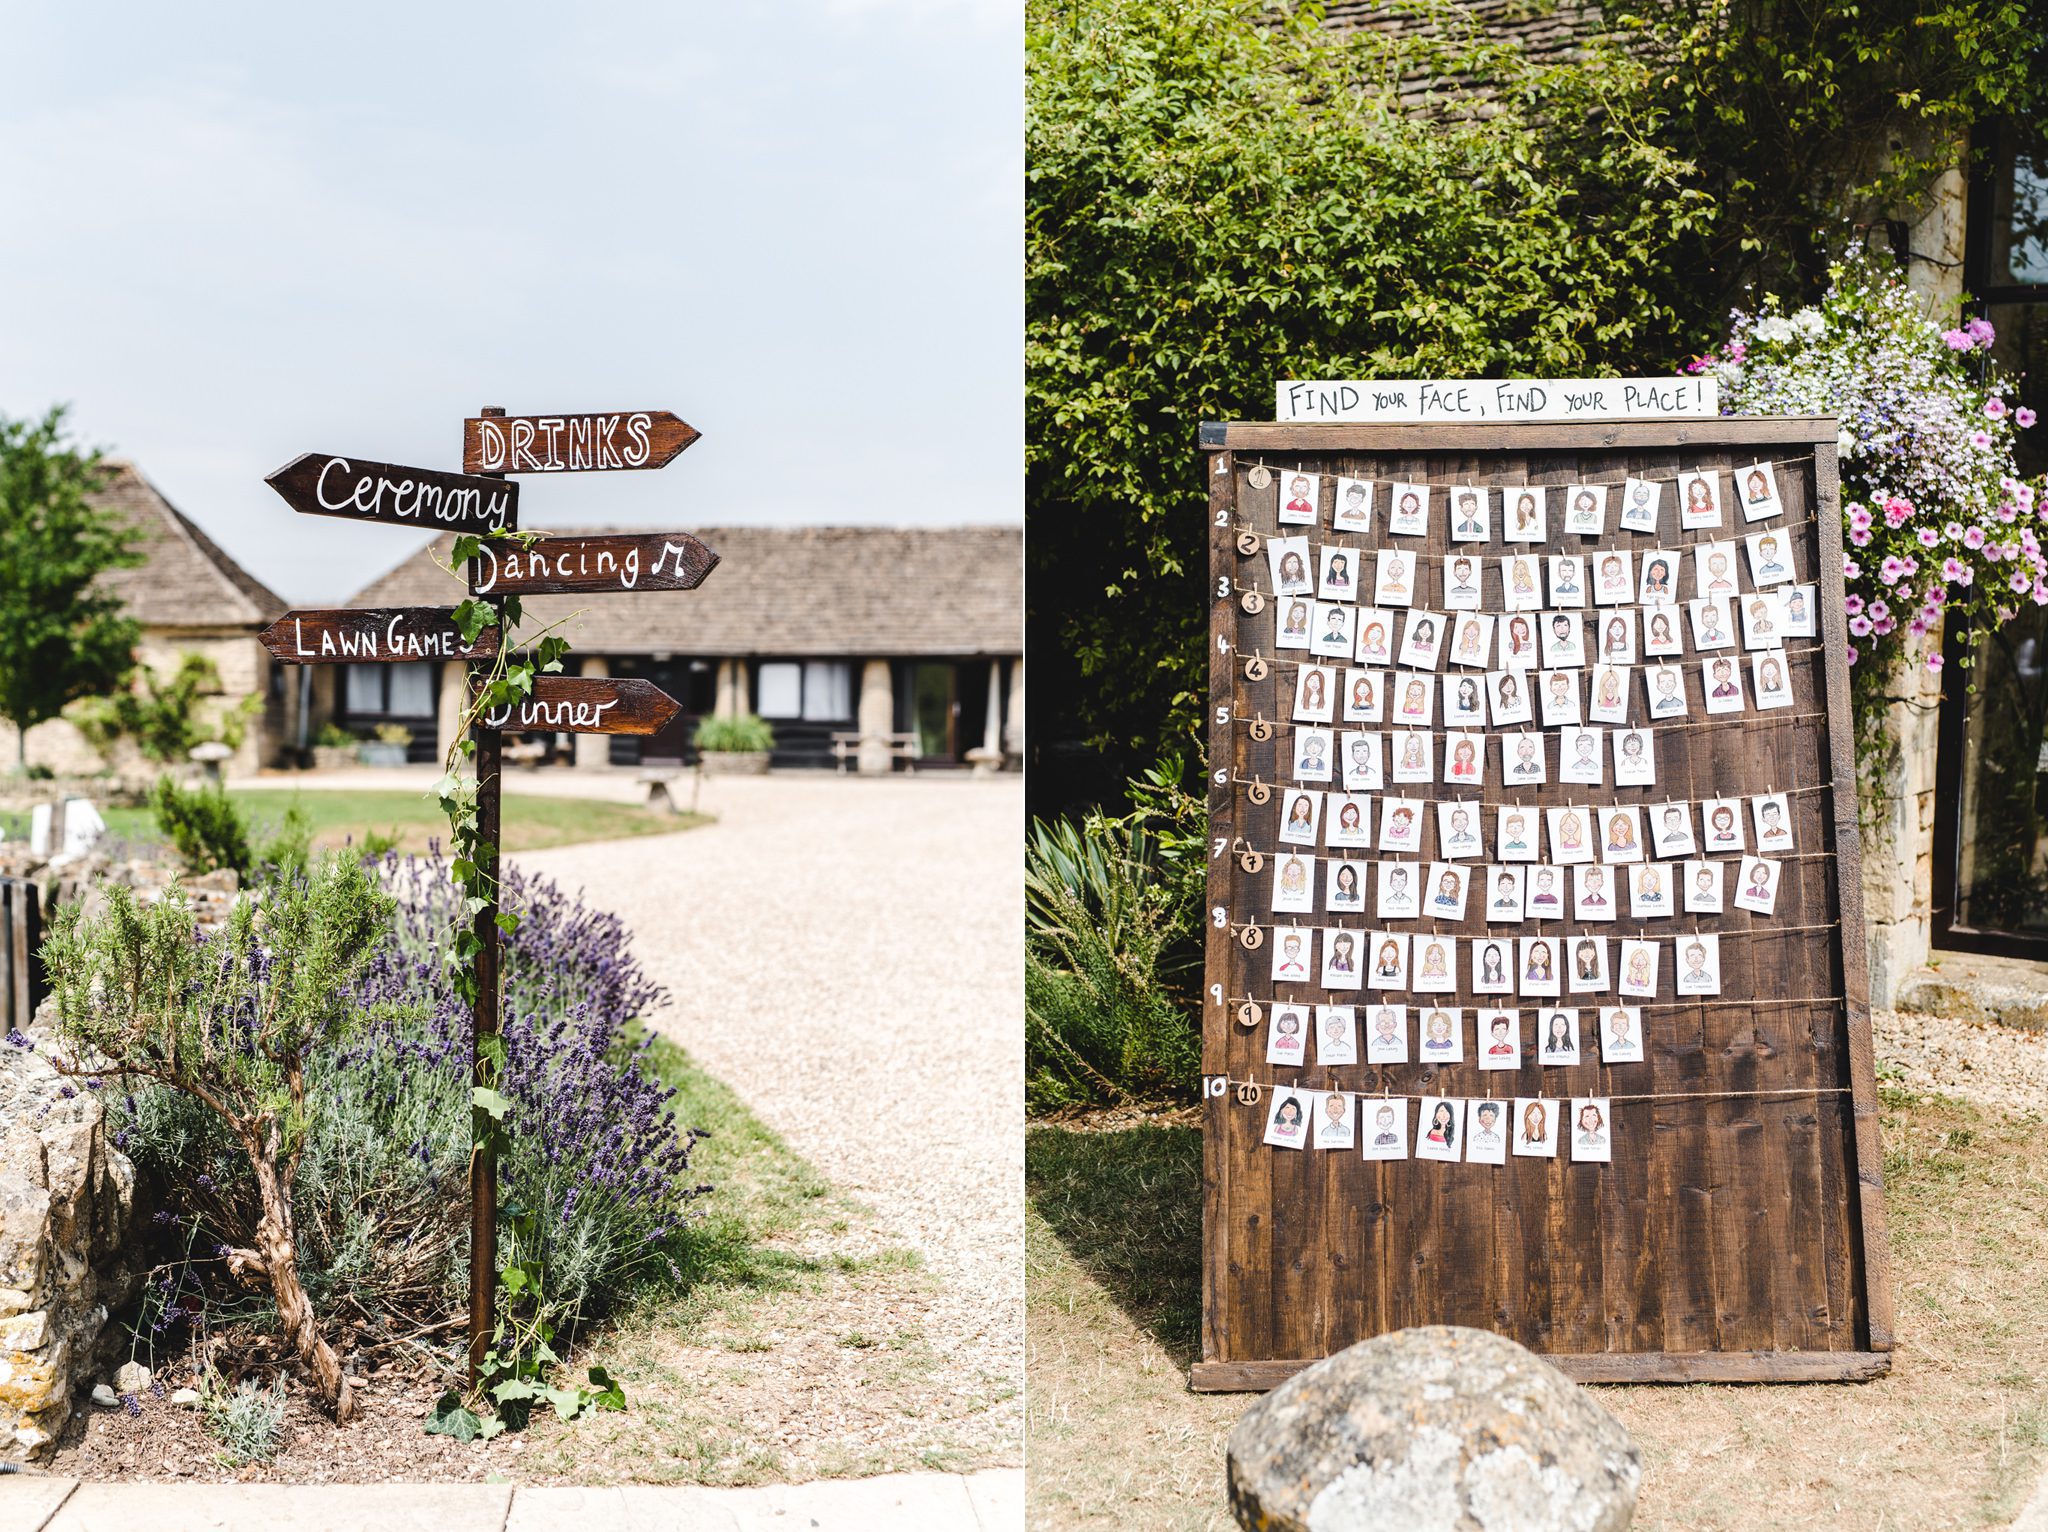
[514,773,1025,1460]
[1874,1006,2048,1117]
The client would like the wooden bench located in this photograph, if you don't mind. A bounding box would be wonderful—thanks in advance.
[829,731,923,773]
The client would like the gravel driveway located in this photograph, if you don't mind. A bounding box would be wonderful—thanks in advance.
[513,772,1023,1425]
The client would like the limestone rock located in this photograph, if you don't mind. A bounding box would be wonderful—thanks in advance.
[91,1384,117,1408]
[170,1387,199,1406]
[0,997,139,1461]
[1227,1326,1640,1532]
[113,1360,150,1395]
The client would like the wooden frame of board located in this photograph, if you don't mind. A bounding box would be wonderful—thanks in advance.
[1194,417,1892,1391]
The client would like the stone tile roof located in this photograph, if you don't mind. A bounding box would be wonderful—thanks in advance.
[348,526,1023,659]
[92,459,285,629]
[1324,0,1608,107]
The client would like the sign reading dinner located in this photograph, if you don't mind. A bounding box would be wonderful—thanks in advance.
[1276,377,1721,424]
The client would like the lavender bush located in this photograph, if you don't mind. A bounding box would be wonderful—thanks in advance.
[116,850,708,1346]
[1699,250,2044,720]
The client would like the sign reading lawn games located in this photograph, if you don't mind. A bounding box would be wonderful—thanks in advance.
[1195,415,1892,1390]
[263,408,714,1381]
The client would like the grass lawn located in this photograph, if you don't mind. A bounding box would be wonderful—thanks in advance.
[1026,1086,2048,1531]
[513,1031,1018,1485]
[10,788,706,857]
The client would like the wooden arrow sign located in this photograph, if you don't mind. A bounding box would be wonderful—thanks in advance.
[266,454,518,533]
[259,608,500,665]
[462,411,699,475]
[477,677,681,736]
[469,532,719,596]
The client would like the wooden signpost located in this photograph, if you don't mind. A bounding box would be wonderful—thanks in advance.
[263,408,715,1386]
[266,453,518,533]
[258,608,502,664]
[461,410,699,475]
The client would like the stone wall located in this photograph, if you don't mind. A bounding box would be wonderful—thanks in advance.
[0,999,139,1460]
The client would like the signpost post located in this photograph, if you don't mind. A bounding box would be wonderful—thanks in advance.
[261,404,716,1390]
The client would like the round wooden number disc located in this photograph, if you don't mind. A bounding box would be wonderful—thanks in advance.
[1237,847,1264,873]
[1239,589,1265,615]
[1248,716,1272,742]
[1237,1000,1263,1029]
[1235,1080,1264,1106]
[1238,924,1264,950]
[1246,778,1271,805]
[1247,465,1272,490]
[1236,530,1262,557]
[1243,655,1269,682]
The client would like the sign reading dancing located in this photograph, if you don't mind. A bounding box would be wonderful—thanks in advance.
[468,531,719,596]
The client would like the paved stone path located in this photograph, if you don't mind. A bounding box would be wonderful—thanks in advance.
[512,773,1025,1405]
[5,1466,1022,1530]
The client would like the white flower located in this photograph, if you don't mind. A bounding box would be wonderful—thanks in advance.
[1790,307,1824,339]
[1837,427,1856,456]
[1753,316,1796,345]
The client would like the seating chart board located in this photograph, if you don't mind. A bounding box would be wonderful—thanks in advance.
[1195,417,1892,1390]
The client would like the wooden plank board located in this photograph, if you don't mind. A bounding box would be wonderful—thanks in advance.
[1195,420,1883,1386]
[259,608,500,665]
[1191,1348,1892,1393]
[462,411,698,474]
[468,532,719,597]
[265,453,517,533]
[475,676,682,736]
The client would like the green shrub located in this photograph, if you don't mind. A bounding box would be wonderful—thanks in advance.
[71,651,257,765]
[314,722,356,748]
[149,774,251,876]
[372,722,413,747]
[693,713,773,753]
[1026,812,1200,1111]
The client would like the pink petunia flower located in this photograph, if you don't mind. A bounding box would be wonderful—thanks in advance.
[1878,556,1904,584]
[1944,558,1974,586]
[1868,600,1891,623]
[1848,506,1873,533]
[1850,526,1872,547]
[1843,593,1865,616]
[1927,652,1945,672]
[1972,431,1994,450]
[1943,328,1974,350]
[1843,557,1861,579]
[1848,614,1873,637]
[1987,397,2009,420]
[2014,570,2034,594]
[2019,407,2037,429]
[1919,527,1940,548]
[1965,526,1988,549]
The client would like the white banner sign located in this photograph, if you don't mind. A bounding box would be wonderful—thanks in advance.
[1276,376,1719,423]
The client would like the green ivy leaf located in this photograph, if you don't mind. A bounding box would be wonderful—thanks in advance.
[450,534,482,568]
[423,1390,483,1442]
[472,1086,512,1121]
[587,1366,626,1411]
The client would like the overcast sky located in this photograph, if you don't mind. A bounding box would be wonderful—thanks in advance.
[0,0,1018,603]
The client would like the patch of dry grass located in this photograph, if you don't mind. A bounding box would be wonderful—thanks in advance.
[1026,1085,2048,1530]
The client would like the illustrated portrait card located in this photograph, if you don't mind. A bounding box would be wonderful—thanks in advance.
[1270,925,1315,984]
[1445,675,1488,728]
[1377,795,1422,853]
[1391,673,1436,729]
[1502,555,1544,613]
[1538,1007,1581,1066]
[1513,1097,1560,1158]
[1277,790,1323,847]
[1291,725,1333,782]
[1268,535,1313,597]
[1518,936,1562,997]
[1333,475,1375,533]
[1314,1091,1357,1150]
[1701,796,1746,854]
[1389,727,1433,784]
[1503,485,1547,543]
[1642,606,1683,657]
[1689,595,1734,651]
[1355,609,1395,665]
[1683,858,1725,914]
[1739,591,1786,652]
[1600,804,1644,864]
[1373,548,1417,607]
[1320,928,1364,990]
[1594,609,1637,667]
[1386,482,1430,536]
[1271,851,1317,913]
[1293,663,1336,723]
[1618,476,1661,533]
[1782,583,1817,637]
[1502,730,1547,785]
[1572,863,1617,921]
[1318,545,1360,602]
[1733,856,1781,915]
[1737,460,1783,522]
[1649,801,1697,859]
[1263,1086,1310,1150]
[1694,540,1740,600]
[1744,528,1795,587]
[1426,861,1471,920]
[1524,865,1565,919]
[1613,727,1656,786]
[1565,483,1609,537]
[1753,653,1794,709]
[1443,554,1484,611]
[1566,934,1609,994]
[1276,597,1313,652]
[1436,799,1484,860]
[1489,669,1535,727]
[1495,806,1540,861]
[1325,856,1367,913]
[1486,864,1526,922]
[1753,791,1795,852]
[1316,1005,1358,1065]
[1472,938,1515,995]
[1591,547,1635,608]
[1397,610,1447,670]
[1570,1097,1613,1163]
[1415,1096,1462,1162]
[1600,1005,1646,1064]
[1646,663,1689,719]
[1360,1096,1410,1160]
[1375,859,1419,920]
[1278,471,1322,526]
[1443,730,1485,785]
[1267,1002,1309,1064]
[1328,787,1375,844]
[1411,936,1458,994]
[1546,805,1594,865]
[1477,1008,1522,1071]
[1559,724,1605,785]
[1449,485,1491,542]
[1365,1004,1408,1064]
[1547,554,1587,608]
[1617,937,1660,998]
[1627,862,1673,920]
[1342,668,1385,723]
[1674,933,1723,995]
[1541,611,1587,669]
[1588,664,1631,726]
[1417,1004,1463,1062]
[1368,932,1412,991]
[1450,612,1495,670]
[1637,549,1679,605]
[1542,669,1585,729]
[1465,1099,1509,1165]
[1701,656,1746,715]
[1678,469,1723,530]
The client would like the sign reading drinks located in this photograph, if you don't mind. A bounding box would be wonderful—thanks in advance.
[462,410,699,475]
[266,454,517,533]
[468,531,719,597]
[258,608,500,664]
[1275,377,1720,424]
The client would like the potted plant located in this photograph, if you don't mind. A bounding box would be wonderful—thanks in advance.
[358,722,412,768]
[311,723,358,772]
[692,713,774,775]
